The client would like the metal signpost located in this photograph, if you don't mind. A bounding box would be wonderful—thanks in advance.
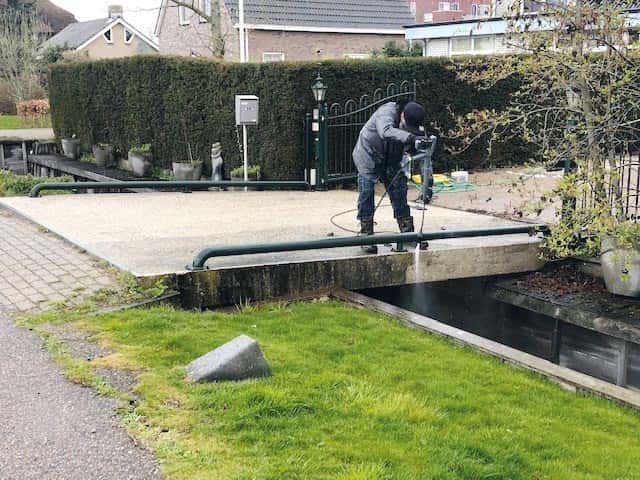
[235,94,259,188]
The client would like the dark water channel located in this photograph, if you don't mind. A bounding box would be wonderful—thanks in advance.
[361,278,640,391]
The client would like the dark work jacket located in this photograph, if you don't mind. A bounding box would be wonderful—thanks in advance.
[352,102,412,180]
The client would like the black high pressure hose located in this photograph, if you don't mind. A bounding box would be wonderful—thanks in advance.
[329,168,428,237]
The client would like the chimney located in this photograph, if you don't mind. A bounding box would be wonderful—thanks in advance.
[108,5,123,19]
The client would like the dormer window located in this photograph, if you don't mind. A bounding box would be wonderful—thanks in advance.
[124,28,134,44]
[103,28,113,43]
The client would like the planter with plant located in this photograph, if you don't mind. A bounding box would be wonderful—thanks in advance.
[172,121,203,180]
[600,221,640,298]
[230,165,261,182]
[92,143,114,167]
[128,144,152,177]
[61,135,80,160]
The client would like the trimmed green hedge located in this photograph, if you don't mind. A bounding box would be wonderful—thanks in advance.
[49,56,530,179]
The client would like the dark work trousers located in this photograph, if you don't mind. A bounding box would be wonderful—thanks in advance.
[357,173,410,221]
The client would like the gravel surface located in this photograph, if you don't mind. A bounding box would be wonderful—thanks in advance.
[0,313,160,480]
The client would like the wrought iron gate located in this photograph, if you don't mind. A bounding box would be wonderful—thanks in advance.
[305,80,417,190]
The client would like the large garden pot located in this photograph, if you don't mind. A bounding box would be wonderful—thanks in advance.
[92,144,113,167]
[172,161,203,181]
[61,138,80,160]
[601,237,640,297]
[128,151,152,177]
[230,171,262,190]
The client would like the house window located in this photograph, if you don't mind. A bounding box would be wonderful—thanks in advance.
[409,1,417,15]
[103,28,113,43]
[450,36,495,55]
[124,28,134,44]
[262,52,285,63]
[479,4,491,16]
[199,0,211,22]
[451,37,472,53]
[438,2,450,11]
[451,3,459,10]
[344,53,370,59]
[471,4,477,16]
[423,12,433,22]
[179,5,189,25]
[474,36,494,51]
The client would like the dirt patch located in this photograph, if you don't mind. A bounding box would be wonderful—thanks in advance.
[39,323,139,396]
[510,263,640,322]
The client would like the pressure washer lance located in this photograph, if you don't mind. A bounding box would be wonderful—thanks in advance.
[403,135,438,211]
[391,135,437,251]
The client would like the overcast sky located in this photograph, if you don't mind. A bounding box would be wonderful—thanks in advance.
[50,0,160,37]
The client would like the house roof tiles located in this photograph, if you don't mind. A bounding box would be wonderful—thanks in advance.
[43,17,112,49]
[223,0,415,30]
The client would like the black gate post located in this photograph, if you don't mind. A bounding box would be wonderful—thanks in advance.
[317,102,329,191]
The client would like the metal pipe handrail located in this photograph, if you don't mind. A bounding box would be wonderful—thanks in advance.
[29,180,310,197]
[188,224,549,271]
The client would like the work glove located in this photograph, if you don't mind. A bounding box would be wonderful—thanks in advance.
[414,137,430,151]
[405,135,430,155]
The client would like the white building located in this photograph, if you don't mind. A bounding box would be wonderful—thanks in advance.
[406,3,640,57]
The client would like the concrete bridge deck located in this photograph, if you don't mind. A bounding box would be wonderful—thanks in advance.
[0,191,545,307]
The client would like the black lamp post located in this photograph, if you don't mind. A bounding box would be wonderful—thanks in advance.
[311,73,328,190]
[311,73,328,103]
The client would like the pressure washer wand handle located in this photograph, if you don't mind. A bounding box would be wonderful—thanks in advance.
[420,136,437,204]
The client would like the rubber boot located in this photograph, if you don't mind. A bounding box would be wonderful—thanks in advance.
[359,218,378,254]
[397,216,415,233]
[397,216,428,250]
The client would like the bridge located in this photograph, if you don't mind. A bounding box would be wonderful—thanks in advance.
[0,190,545,308]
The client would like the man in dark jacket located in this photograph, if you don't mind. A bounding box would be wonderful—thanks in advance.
[352,100,426,253]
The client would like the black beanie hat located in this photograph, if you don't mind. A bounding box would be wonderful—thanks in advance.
[403,101,426,133]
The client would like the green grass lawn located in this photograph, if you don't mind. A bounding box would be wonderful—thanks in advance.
[34,302,640,480]
[0,114,51,129]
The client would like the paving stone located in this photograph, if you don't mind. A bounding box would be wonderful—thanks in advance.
[0,210,116,314]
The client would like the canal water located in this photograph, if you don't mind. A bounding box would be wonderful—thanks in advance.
[361,277,640,391]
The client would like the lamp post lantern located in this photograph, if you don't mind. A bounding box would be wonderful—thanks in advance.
[311,73,328,191]
[311,73,327,103]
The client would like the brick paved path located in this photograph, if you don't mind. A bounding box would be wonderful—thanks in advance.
[0,207,161,478]
[0,208,115,313]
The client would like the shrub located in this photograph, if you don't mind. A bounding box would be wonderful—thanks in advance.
[129,143,152,155]
[49,56,533,180]
[230,165,261,178]
[16,99,50,118]
[0,170,70,197]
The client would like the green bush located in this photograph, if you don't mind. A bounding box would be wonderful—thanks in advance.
[49,56,532,180]
[230,164,261,177]
[0,170,71,196]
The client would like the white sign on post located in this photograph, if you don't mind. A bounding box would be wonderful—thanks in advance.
[235,95,259,187]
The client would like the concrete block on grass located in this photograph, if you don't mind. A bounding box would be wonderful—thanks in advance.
[186,335,272,383]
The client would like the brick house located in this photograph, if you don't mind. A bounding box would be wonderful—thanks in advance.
[154,0,416,62]
[408,0,492,23]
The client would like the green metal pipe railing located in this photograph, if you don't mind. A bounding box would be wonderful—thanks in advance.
[188,224,548,271]
[29,180,310,197]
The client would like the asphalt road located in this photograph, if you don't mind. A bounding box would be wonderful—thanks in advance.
[0,312,160,480]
